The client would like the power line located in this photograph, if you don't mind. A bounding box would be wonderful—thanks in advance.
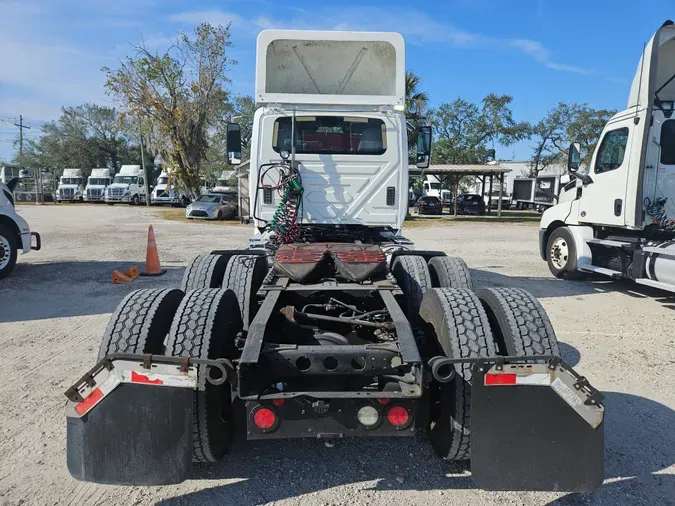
[0,115,32,159]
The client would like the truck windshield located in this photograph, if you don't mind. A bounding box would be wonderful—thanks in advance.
[273,116,387,155]
[88,178,108,185]
[157,177,169,185]
[60,178,81,185]
[661,120,675,164]
[429,183,441,190]
[114,176,137,184]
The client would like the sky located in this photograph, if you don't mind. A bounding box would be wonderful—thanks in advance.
[0,0,672,162]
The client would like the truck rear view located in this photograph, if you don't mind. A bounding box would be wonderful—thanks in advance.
[64,29,605,492]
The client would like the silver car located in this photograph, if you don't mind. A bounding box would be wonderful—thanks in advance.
[186,194,238,220]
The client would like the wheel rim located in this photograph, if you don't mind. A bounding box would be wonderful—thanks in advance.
[550,237,569,270]
[0,236,11,270]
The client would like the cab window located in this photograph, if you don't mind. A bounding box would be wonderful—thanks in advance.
[661,120,675,164]
[595,127,629,174]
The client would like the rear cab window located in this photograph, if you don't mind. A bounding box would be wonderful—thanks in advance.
[273,116,387,155]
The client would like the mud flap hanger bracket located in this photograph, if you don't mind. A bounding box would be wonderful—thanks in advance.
[64,353,235,403]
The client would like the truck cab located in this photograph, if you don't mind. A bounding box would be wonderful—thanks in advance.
[540,21,675,292]
[0,177,41,278]
[105,165,146,205]
[57,169,85,203]
[422,176,442,198]
[83,169,112,203]
[151,170,187,206]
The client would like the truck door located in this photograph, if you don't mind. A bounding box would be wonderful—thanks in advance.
[578,115,634,226]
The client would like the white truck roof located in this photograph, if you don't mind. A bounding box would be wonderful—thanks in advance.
[62,168,83,177]
[90,168,110,178]
[118,165,141,176]
[255,30,405,107]
[628,20,675,109]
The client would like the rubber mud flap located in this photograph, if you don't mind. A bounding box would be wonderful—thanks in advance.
[66,383,193,485]
[470,367,604,492]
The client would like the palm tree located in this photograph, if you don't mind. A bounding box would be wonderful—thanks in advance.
[405,70,429,118]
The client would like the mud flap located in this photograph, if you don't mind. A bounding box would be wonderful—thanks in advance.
[470,364,604,492]
[67,383,193,485]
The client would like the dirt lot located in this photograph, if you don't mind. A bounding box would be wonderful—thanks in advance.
[1,205,673,506]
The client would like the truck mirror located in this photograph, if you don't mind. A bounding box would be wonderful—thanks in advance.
[567,142,581,173]
[226,123,242,165]
[416,126,432,169]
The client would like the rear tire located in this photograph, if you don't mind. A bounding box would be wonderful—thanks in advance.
[392,255,431,319]
[222,254,268,329]
[165,289,243,463]
[0,224,18,280]
[428,256,474,291]
[478,287,560,357]
[181,254,231,292]
[420,288,496,461]
[546,227,583,280]
[98,288,185,360]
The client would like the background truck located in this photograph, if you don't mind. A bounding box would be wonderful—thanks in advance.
[422,175,442,198]
[0,177,41,278]
[512,177,536,209]
[56,168,85,203]
[65,30,604,493]
[83,168,112,203]
[540,20,675,293]
[105,165,147,205]
[151,170,189,206]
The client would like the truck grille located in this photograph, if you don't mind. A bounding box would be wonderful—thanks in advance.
[60,188,74,197]
[109,188,125,196]
[87,189,103,197]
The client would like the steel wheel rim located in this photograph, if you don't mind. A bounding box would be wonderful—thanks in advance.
[550,237,569,270]
[0,236,11,270]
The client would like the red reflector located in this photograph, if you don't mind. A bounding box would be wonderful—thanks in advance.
[377,398,390,405]
[387,406,409,427]
[253,408,276,430]
[75,388,104,415]
[485,373,517,385]
[272,398,285,406]
[131,370,163,385]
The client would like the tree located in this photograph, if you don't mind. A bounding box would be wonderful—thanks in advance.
[430,94,530,164]
[103,23,236,196]
[405,71,429,118]
[566,105,616,167]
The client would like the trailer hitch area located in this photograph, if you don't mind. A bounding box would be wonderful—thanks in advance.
[469,357,605,492]
[427,356,455,383]
[64,354,235,486]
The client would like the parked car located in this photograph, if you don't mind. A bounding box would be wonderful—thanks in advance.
[414,196,443,215]
[186,193,237,220]
[456,194,486,215]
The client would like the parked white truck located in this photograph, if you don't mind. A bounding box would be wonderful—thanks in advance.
[422,175,442,198]
[56,168,85,203]
[541,20,675,293]
[151,169,188,206]
[105,165,147,205]
[83,168,112,203]
[0,177,41,278]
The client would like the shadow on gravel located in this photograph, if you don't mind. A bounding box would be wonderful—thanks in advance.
[0,261,182,323]
[156,392,673,506]
[472,268,675,305]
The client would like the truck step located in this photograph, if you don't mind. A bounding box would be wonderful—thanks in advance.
[578,265,623,279]
[634,278,675,293]
[586,238,632,248]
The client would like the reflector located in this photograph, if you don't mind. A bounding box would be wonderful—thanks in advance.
[253,408,277,430]
[272,398,285,406]
[387,406,409,427]
[485,373,517,385]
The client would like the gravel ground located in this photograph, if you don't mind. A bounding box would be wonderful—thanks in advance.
[0,204,673,506]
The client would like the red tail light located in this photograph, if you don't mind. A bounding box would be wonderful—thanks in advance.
[377,398,390,405]
[253,407,277,430]
[485,373,517,385]
[272,398,285,406]
[387,406,410,427]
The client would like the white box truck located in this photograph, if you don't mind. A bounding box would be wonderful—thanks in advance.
[540,20,675,293]
[65,29,604,493]
[83,168,112,203]
[56,168,85,203]
[105,165,147,205]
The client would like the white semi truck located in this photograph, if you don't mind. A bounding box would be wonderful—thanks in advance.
[105,165,147,205]
[422,175,442,198]
[83,168,112,203]
[56,168,85,203]
[0,177,41,278]
[151,169,189,206]
[65,30,604,492]
[540,20,675,293]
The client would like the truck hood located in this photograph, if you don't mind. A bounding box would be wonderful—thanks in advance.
[59,184,81,190]
[108,183,130,190]
[154,184,168,192]
[86,185,107,189]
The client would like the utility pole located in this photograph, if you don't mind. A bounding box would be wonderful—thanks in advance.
[139,123,150,206]
[12,115,31,161]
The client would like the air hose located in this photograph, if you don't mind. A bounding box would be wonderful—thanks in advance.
[258,163,303,245]
[644,197,675,233]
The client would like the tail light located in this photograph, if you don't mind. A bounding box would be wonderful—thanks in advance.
[357,405,381,429]
[251,406,279,432]
[387,406,410,429]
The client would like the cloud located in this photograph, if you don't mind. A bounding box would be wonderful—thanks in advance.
[546,62,593,75]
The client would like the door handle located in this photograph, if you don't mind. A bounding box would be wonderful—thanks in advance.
[614,199,622,217]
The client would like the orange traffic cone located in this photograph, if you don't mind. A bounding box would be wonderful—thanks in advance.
[112,269,133,284]
[124,265,140,280]
[140,225,166,276]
